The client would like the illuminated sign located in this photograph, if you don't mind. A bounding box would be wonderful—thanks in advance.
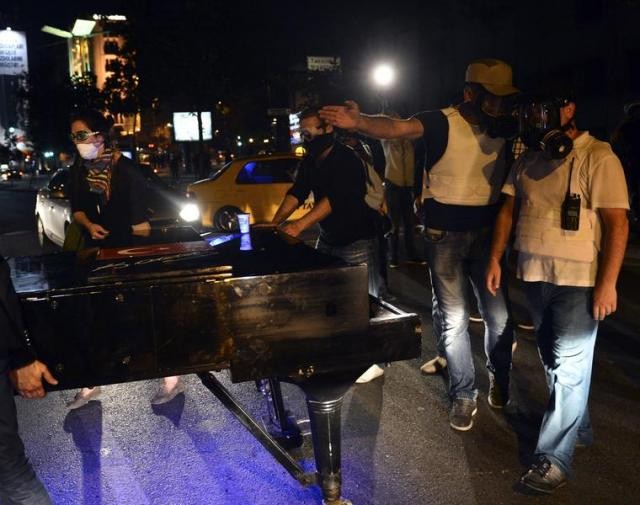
[289,113,302,146]
[0,30,28,75]
[172,112,212,142]
[306,56,341,72]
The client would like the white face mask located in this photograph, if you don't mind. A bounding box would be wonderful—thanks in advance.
[76,143,101,160]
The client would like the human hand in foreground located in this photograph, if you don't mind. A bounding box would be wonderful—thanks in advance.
[10,360,58,399]
[320,100,361,129]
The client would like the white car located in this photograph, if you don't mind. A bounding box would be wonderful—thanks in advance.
[35,167,200,248]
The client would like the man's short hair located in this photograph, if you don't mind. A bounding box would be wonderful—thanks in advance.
[298,106,326,126]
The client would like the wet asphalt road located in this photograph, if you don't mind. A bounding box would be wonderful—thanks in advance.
[1,178,639,505]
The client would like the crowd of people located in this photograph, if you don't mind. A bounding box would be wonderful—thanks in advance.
[0,57,634,502]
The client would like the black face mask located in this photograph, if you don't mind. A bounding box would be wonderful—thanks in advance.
[484,114,518,140]
[304,133,334,159]
[518,100,573,159]
[459,93,518,139]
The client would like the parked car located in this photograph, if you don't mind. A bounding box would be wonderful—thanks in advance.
[187,153,313,231]
[35,165,200,248]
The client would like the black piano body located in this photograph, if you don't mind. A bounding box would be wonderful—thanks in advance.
[11,228,421,505]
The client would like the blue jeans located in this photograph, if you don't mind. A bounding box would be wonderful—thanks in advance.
[0,360,52,505]
[424,226,514,400]
[525,282,598,476]
[316,237,380,297]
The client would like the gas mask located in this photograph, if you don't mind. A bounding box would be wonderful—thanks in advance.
[517,98,573,159]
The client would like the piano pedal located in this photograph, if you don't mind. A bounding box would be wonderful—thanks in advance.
[261,411,304,449]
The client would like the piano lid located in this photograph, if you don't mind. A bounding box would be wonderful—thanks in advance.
[11,228,346,295]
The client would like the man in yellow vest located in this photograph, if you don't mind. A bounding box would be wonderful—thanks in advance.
[486,93,629,493]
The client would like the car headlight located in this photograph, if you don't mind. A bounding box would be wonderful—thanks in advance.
[179,202,200,222]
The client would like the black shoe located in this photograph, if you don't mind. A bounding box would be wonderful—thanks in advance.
[520,457,567,494]
[487,372,509,409]
[388,260,400,269]
[406,256,426,265]
[449,398,477,431]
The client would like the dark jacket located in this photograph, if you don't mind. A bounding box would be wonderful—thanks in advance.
[0,256,36,371]
[70,153,149,245]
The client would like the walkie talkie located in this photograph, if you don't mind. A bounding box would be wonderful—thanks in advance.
[561,192,581,230]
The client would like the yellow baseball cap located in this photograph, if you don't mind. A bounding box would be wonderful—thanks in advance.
[465,59,519,96]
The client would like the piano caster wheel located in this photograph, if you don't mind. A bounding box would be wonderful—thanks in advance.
[322,499,352,505]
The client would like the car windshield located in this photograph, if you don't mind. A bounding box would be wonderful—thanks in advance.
[207,160,233,181]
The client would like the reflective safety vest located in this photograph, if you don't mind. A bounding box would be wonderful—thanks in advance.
[514,137,600,263]
[422,107,506,206]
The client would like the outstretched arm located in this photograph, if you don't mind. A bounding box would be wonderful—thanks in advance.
[320,101,424,140]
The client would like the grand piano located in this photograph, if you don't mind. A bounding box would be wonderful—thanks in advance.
[10,227,421,505]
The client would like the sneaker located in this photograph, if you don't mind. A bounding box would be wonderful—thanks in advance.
[487,372,509,409]
[449,398,478,431]
[388,260,400,269]
[517,322,535,330]
[355,364,385,384]
[469,313,483,323]
[420,356,447,375]
[520,457,567,494]
[67,387,102,410]
[151,379,185,405]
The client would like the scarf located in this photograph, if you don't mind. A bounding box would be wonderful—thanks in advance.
[84,149,114,202]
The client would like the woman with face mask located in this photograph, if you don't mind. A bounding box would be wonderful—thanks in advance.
[67,110,184,408]
[69,110,150,247]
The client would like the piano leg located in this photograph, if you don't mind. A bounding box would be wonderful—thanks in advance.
[298,376,357,505]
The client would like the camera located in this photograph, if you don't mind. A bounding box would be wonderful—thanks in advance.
[561,193,581,231]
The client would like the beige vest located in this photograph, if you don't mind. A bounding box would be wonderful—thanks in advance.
[514,137,600,263]
[422,107,506,205]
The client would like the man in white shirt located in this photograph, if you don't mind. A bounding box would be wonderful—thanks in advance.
[486,94,629,493]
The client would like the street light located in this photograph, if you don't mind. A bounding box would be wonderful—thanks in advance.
[371,63,395,112]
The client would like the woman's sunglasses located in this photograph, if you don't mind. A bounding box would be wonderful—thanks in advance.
[70,130,100,142]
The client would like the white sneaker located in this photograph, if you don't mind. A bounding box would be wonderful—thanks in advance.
[151,378,185,405]
[355,364,385,384]
[67,387,102,410]
[420,356,447,375]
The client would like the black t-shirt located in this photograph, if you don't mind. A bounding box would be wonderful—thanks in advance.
[413,110,501,231]
[70,154,149,245]
[288,142,376,246]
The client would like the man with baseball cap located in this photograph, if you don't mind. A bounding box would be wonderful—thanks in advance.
[320,59,518,431]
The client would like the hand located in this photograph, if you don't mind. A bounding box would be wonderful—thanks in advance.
[485,258,502,296]
[9,360,58,399]
[281,221,302,238]
[592,282,617,321]
[319,100,361,129]
[131,221,151,237]
[87,223,110,240]
[413,196,423,216]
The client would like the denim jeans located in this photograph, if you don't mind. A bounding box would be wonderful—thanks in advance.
[316,237,381,297]
[0,360,52,505]
[385,182,417,262]
[525,282,598,476]
[424,226,514,400]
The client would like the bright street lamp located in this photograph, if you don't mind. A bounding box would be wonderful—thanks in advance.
[371,63,395,89]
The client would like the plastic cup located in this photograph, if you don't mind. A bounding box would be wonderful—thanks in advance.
[237,213,250,234]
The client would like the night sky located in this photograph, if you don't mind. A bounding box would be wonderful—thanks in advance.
[2,0,639,146]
